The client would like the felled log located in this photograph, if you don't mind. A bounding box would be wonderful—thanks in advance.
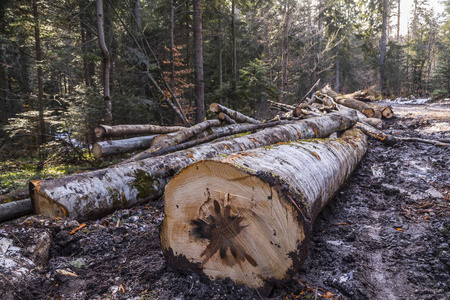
[218,112,237,124]
[94,124,185,139]
[356,122,449,146]
[210,103,260,124]
[30,110,357,221]
[129,119,222,162]
[161,128,368,290]
[0,188,29,204]
[320,85,378,118]
[0,199,33,223]
[92,135,157,158]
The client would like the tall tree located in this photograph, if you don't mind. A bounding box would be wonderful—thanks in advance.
[231,0,237,109]
[32,0,45,144]
[96,0,112,124]
[193,0,205,123]
[379,0,388,94]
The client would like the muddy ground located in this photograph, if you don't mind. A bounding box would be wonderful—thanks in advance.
[0,102,449,300]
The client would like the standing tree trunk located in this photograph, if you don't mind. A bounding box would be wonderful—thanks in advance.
[380,0,388,95]
[97,0,112,125]
[134,0,142,31]
[161,129,368,290]
[231,0,237,109]
[0,44,8,124]
[33,0,46,145]
[169,0,175,87]
[193,0,205,123]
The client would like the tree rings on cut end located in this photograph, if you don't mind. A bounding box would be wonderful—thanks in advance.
[161,160,306,289]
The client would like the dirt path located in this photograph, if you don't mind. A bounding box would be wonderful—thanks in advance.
[0,102,449,299]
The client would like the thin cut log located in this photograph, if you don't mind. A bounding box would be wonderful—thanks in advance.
[0,199,33,223]
[320,84,377,118]
[94,124,185,139]
[266,100,306,117]
[210,103,260,124]
[0,188,29,204]
[161,128,368,290]
[30,110,357,221]
[129,119,222,162]
[218,112,237,124]
[355,122,449,146]
[92,135,157,158]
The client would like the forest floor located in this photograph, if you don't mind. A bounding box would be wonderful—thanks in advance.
[0,101,449,300]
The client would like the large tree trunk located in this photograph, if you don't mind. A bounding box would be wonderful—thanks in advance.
[193,0,205,123]
[30,110,357,221]
[94,124,185,138]
[97,0,112,124]
[92,135,157,158]
[161,128,368,290]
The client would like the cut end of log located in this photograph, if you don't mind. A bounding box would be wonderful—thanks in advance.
[161,160,306,290]
[92,143,103,159]
[94,126,107,139]
[382,106,394,119]
[209,103,220,113]
[362,108,375,118]
[29,180,68,219]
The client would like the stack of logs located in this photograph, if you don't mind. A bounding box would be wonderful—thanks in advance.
[3,84,448,291]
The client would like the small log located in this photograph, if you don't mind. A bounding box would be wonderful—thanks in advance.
[320,85,377,118]
[30,110,357,221]
[94,124,185,139]
[266,100,307,118]
[161,129,368,290]
[370,104,394,119]
[218,112,237,124]
[0,188,29,204]
[0,199,33,223]
[210,103,260,124]
[92,135,157,158]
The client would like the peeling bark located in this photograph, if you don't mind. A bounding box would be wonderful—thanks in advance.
[95,124,185,138]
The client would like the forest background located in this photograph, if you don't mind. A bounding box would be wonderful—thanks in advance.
[0,0,449,192]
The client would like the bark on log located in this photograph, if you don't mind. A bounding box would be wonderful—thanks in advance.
[161,129,368,290]
[92,135,157,158]
[30,110,357,221]
[320,85,377,118]
[94,124,185,139]
[0,199,33,223]
[0,188,29,204]
[267,100,303,117]
[210,103,260,124]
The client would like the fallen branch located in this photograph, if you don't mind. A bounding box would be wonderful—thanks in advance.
[218,112,237,124]
[30,110,357,221]
[210,103,260,124]
[355,122,449,146]
[94,124,185,139]
[161,128,368,290]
